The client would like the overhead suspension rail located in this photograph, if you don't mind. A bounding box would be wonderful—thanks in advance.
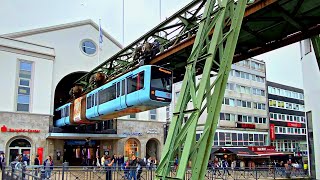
[73,0,206,95]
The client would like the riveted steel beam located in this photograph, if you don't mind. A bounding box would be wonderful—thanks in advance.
[155,0,248,179]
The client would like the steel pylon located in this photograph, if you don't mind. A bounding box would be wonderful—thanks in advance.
[311,35,320,70]
[156,0,250,179]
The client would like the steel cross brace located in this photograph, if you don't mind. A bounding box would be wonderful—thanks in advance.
[155,0,249,179]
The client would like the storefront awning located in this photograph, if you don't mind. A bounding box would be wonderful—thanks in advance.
[255,152,293,156]
[46,133,127,140]
[211,147,258,156]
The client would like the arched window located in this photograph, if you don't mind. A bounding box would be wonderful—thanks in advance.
[9,139,31,147]
[125,138,140,158]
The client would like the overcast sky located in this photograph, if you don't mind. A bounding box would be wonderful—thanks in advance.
[0,0,304,88]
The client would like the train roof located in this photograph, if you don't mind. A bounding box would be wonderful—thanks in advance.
[55,102,71,111]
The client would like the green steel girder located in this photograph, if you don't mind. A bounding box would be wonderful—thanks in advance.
[155,0,248,179]
[74,0,206,93]
[311,35,320,70]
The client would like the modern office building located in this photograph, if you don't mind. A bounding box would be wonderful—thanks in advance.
[0,20,167,166]
[267,81,307,161]
[172,58,269,148]
[300,38,320,179]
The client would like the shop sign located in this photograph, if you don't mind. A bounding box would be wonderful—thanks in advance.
[1,125,40,133]
[123,132,143,136]
[237,123,255,129]
[287,122,302,128]
[270,124,275,140]
[146,129,159,134]
[249,146,276,152]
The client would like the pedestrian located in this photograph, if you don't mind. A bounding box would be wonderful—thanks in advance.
[0,152,5,171]
[34,155,40,176]
[101,155,106,167]
[136,157,145,180]
[128,155,137,180]
[104,156,114,180]
[303,161,308,175]
[43,156,53,178]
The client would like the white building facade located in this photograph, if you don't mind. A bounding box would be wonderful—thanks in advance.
[300,38,320,179]
[170,58,269,148]
[0,20,167,165]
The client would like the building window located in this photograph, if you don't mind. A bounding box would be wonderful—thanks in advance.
[17,61,33,112]
[129,114,136,118]
[150,109,157,120]
[81,39,97,55]
[166,105,170,120]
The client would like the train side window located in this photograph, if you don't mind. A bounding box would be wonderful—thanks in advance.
[65,106,69,117]
[61,108,65,117]
[127,71,144,93]
[91,94,95,107]
[55,109,62,119]
[138,71,144,90]
[122,80,125,96]
[99,85,116,104]
[127,75,137,94]
[95,93,98,106]
[87,95,92,109]
[108,85,116,101]
[117,82,120,97]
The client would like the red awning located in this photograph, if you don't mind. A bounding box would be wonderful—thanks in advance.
[254,152,290,156]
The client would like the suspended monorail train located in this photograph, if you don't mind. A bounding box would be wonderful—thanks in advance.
[54,65,173,127]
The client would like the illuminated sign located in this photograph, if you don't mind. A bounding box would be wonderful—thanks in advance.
[287,122,302,128]
[159,68,172,74]
[0,125,40,133]
[147,129,159,134]
[237,123,255,129]
[123,132,143,136]
[270,124,275,140]
[249,146,276,152]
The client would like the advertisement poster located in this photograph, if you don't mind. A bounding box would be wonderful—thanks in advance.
[73,97,82,122]
[37,147,44,164]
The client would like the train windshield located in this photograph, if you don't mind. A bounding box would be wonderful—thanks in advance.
[151,66,172,92]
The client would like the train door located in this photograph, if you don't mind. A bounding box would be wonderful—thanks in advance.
[115,81,122,110]
[126,73,140,107]
[94,91,100,117]
[120,79,127,109]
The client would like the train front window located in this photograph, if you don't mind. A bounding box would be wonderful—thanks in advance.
[151,67,172,92]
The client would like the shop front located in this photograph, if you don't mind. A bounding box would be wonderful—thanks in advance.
[0,112,50,165]
[46,133,126,166]
[117,119,165,162]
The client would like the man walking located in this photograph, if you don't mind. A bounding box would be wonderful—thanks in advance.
[0,152,5,171]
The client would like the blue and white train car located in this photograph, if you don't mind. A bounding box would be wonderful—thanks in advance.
[54,103,71,127]
[86,65,172,120]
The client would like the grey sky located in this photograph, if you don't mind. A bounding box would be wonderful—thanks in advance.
[0,0,303,88]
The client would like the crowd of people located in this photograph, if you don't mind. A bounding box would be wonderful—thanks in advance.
[91,154,158,180]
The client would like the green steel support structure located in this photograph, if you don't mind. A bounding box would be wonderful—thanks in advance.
[311,35,320,70]
[156,0,250,179]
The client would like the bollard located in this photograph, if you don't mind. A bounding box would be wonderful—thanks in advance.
[41,169,46,180]
[62,162,66,180]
